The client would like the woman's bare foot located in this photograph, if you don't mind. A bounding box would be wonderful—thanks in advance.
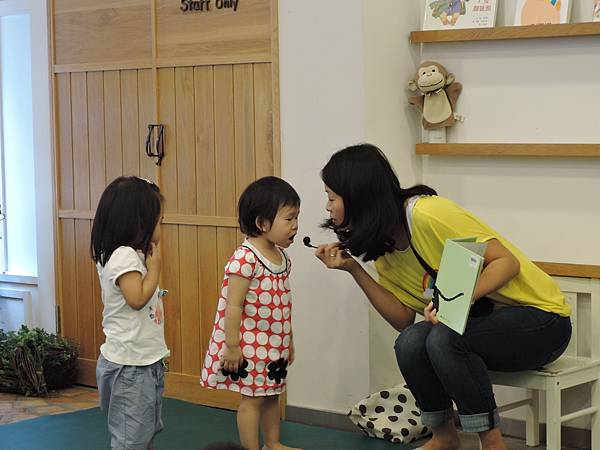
[479,427,508,450]
[262,444,301,450]
[420,419,460,450]
[420,436,460,450]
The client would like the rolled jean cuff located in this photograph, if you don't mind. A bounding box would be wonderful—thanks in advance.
[459,409,500,433]
[420,407,453,429]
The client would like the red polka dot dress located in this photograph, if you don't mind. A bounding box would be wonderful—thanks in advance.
[200,240,292,397]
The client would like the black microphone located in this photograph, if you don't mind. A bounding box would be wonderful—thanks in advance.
[303,236,318,248]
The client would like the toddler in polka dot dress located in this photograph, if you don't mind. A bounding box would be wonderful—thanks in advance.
[200,176,301,450]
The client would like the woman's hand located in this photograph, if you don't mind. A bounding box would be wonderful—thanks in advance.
[423,301,439,325]
[315,243,358,273]
[221,344,243,373]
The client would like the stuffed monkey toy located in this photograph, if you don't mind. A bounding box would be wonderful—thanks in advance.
[408,61,462,130]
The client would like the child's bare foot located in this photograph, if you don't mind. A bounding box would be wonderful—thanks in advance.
[262,444,301,450]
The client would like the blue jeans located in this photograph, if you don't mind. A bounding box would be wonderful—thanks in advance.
[394,306,571,433]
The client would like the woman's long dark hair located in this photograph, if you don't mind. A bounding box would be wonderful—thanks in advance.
[321,143,436,262]
[90,176,163,266]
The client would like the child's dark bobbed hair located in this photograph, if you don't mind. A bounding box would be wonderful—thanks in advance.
[91,176,164,266]
[321,143,436,262]
[238,176,300,237]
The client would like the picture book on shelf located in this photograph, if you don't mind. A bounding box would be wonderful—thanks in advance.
[514,0,573,25]
[423,0,498,30]
[594,0,600,22]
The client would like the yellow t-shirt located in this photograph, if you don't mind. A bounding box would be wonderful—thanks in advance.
[375,196,570,317]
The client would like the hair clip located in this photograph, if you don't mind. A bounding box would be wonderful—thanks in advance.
[136,176,155,185]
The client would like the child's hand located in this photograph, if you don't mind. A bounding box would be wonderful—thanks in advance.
[424,301,439,325]
[221,345,243,373]
[146,242,162,274]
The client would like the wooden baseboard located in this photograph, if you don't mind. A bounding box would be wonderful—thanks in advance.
[76,357,97,386]
[164,372,241,410]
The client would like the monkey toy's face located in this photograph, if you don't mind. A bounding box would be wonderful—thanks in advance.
[416,65,446,93]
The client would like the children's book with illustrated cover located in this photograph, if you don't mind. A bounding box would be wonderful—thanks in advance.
[593,0,600,22]
[423,0,498,30]
[514,0,573,25]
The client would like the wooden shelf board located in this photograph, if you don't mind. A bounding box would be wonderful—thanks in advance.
[416,143,600,157]
[534,262,600,279]
[410,22,600,44]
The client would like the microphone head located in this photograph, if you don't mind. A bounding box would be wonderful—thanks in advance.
[303,236,311,247]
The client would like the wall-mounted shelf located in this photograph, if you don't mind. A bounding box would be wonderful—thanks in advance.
[410,22,600,44]
[416,143,600,157]
[534,262,600,279]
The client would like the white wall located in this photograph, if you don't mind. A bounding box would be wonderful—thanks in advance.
[279,0,371,413]
[364,0,600,431]
[30,0,56,332]
[362,0,423,393]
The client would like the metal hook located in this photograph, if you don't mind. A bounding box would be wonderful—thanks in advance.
[145,124,165,166]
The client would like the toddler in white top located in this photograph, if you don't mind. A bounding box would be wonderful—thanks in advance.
[91,176,168,450]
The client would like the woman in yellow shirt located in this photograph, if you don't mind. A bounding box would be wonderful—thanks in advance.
[314,143,571,450]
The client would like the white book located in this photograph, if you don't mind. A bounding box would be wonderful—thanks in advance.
[514,0,573,25]
[434,238,487,335]
[594,0,600,22]
[423,0,498,30]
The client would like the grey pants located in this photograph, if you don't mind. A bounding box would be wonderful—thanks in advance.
[96,355,165,450]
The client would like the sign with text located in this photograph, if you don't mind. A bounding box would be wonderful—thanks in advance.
[181,0,239,13]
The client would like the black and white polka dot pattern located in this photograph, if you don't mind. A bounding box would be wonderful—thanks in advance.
[348,383,431,444]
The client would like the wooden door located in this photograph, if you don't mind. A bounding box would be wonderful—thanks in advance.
[52,0,279,410]
[55,68,158,383]
[155,63,276,408]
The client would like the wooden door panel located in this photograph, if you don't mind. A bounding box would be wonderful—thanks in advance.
[103,71,124,182]
[56,69,157,386]
[194,67,216,216]
[157,68,178,214]
[56,74,74,211]
[156,0,271,65]
[87,72,107,211]
[179,225,201,376]
[58,219,77,339]
[138,69,158,182]
[53,1,279,411]
[161,224,182,374]
[214,65,236,218]
[198,227,219,360]
[71,73,90,211]
[254,63,275,178]
[175,67,197,214]
[234,64,256,199]
[121,70,141,176]
[74,220,94,360]
[53,0,152,68]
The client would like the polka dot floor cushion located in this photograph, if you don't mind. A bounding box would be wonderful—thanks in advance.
[347,383,431,444]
